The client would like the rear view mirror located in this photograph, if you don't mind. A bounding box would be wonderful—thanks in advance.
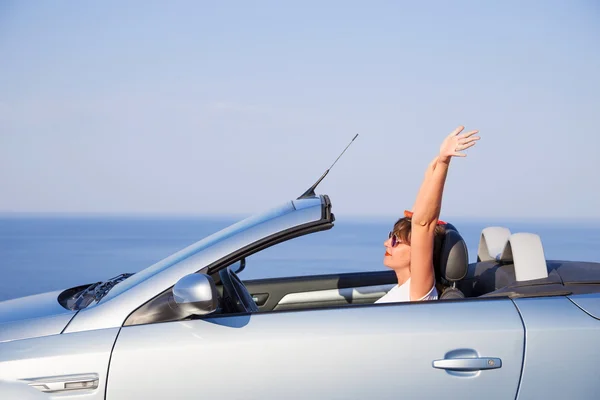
[172,273,219,316]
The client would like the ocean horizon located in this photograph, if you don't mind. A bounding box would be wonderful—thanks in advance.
[2,213,599,302]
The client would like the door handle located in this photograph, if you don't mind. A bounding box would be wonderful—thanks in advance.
[432,357,501,371]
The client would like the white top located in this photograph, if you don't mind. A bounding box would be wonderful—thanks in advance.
[375,278,438,303]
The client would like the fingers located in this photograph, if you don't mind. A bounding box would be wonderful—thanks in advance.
[448,126,480,158]
[459,136,480,145]
[449,125,465,137]
[443,126,480,159]
[458,141,477,151]
[460,130,479,138]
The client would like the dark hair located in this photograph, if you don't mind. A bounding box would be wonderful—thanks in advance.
[392,216,447,276]
[392,217,446,246]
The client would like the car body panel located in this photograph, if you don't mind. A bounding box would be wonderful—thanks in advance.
[0,290,76,343]
[0,328,119,400]
[0,380,48,400]
[64,198,325,333]
[513,297,600,400]
[107,299,524,400]
[0,314,75,345]
[567,293,600,319]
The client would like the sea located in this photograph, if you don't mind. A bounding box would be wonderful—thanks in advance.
[1,215,600,302]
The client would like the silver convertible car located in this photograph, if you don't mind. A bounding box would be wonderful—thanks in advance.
[1,193,600,400]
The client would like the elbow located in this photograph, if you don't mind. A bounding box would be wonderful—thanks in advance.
[411,214,438,230]
[413,218,428,227]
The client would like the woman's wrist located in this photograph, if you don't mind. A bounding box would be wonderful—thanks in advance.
[437,154,452,165]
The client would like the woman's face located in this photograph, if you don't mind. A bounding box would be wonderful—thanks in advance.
[383,231,411,270]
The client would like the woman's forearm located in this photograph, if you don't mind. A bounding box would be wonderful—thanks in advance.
[411,155,439,213]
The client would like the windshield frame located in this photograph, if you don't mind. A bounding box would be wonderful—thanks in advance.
[98,201,300,303]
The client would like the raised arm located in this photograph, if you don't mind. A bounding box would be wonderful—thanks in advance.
[410,155,439,213]
[409,126,480,300]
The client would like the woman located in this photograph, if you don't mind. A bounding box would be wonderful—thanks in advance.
[376,126,480,303]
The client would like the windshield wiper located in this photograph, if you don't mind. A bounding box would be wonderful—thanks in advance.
[72,273,134,310]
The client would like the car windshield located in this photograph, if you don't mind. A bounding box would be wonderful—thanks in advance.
[98,201,300,303]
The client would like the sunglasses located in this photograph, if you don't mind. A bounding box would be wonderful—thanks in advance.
[388,231,402,247]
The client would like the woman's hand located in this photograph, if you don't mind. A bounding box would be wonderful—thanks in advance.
[439,125,480,163]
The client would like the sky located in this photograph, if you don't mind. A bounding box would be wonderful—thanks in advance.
[1,0,599,220]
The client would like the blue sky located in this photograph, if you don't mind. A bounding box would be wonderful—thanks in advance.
[1,1,599,219]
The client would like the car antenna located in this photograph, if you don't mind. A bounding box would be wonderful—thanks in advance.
[297,133,359,200]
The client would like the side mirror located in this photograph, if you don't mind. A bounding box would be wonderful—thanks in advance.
[172,273,219,316]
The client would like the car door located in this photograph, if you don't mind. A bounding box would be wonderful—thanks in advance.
[106,298,524,400]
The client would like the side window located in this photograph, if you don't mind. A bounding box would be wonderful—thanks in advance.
[238,224,386,281]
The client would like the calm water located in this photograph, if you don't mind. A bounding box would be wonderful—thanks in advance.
[1,215,599,302]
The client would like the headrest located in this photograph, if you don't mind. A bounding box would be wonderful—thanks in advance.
[478,227,511,261]
[500,232,549,281]
[477,226,549,282]
[438,228,469,282]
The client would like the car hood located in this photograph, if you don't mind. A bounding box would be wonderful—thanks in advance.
[0,290,77,343]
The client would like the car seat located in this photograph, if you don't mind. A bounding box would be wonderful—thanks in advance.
[435,223,469,299]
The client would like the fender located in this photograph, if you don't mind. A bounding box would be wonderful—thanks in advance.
[0,380,49,400]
